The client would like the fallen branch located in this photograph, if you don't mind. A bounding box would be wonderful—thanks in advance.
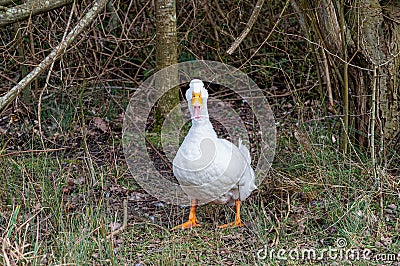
[0,0,14,7]
[0,0,74,27]
[0,0,110,114]
[226,0,264,55]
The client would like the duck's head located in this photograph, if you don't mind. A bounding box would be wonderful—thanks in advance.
[186,79,209,121]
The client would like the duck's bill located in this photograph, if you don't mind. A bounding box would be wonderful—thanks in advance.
[193,105,201,120]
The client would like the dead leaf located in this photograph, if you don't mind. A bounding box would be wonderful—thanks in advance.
[0,126,7,134]
[380,236,393,246]
[109,222,122,231]
[93,117,108,133]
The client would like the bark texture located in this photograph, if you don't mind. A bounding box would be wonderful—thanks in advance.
[155,0,177,71]
[293,0,400,154]
[350,0,399,146]
[0,0,74,27]
[154,0,178,132]
[0,0,15,6]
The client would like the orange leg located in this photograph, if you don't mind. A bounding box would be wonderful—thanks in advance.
[218,199,245,228]
[171,199,201,230]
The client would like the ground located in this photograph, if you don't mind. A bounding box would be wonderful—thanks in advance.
[0,85,399,265]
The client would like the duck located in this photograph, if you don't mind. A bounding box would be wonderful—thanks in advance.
[172,79,257,230]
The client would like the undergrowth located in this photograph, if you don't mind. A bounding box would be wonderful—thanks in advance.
[1,115,398,265]
[0,1,398,265]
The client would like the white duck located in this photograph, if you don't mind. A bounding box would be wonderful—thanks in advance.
[172,79,256,230]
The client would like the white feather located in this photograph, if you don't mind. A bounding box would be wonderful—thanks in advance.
[173,80,256,206]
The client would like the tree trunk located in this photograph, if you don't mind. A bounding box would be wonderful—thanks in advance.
[348,0,399,163]
[293,0,399,161]
[155,0,177,71]
[154,0,178,133]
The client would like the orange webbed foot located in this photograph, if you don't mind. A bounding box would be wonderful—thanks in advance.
[171,219,201,230]
[218,220,244,229]
[171,199,200,230]
[218,199,245,229]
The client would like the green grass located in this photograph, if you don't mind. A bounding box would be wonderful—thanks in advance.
[0,106,399,265]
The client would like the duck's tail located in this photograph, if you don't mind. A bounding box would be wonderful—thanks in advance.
[237,139,257,201]
[238,138,251,164]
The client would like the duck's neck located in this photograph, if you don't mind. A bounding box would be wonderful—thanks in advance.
[189,118,217,138]
[187,99,217,138]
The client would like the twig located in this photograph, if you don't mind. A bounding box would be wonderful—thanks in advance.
[284,190,290,221]
[371,66,377,181]
[275,30,400,72]
[134,45,155,81]
[79,80,96,185]
[0,0,110,114]
[0,72,18,85]
[227,0,264,55]
[338,117,364,164]
[144,135,173,172]
[340,0,349,153]
[203,1,219,44]
[321,47,334,110]
[213,0,226,21]
[266,205,280,247]
[0,147,67,158]
[239,0,289,68]
[371,65,383,217]
[2,238,11,266]
[38,1,76,148]
[106,198,128,239]
[318,194,366,234]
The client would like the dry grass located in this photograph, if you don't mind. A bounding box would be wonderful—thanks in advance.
[1,117,399,265]
[0,1,399,265]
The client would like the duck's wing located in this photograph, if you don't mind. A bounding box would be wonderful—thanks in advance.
[173,137,244,203]
[224,138,257,202]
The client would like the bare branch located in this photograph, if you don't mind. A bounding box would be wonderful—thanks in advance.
[0,0,73,27]
[240,0,290,68]
[0,0,14,6]
[0,0,110,113]
[227,0,264,55]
